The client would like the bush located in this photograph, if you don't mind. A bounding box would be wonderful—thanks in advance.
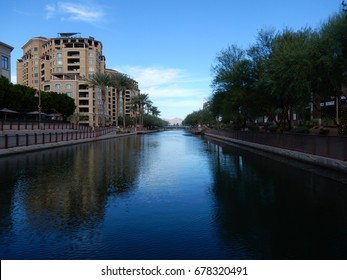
[319,128,330,135]
[267,124,278,132]
[291,126,309,134]
[248,125,260,132]
[304,119,319,128]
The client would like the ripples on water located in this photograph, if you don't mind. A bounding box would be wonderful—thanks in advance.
[0,130,346,259]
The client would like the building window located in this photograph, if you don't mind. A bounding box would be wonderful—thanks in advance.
[89,66,94,72]
[33,47,38,52]
[55,84,61,90]
[66,92,73,97]
[56,59,63,65]
[1,56,9,69]
[88,59,93,64]
[66,84,72,89]
[56,67,63,72]
[88,52,94,57]
[56,52,63,58]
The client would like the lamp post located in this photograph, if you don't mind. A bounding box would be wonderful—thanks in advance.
[34,89,42,129]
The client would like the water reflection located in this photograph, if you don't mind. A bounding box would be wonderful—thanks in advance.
[0,136,142,258]
[206,137,347,259]
[1,131,347,259]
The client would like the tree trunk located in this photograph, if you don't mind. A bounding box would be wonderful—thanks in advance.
[122,90,126,128]
[116,90,120,127]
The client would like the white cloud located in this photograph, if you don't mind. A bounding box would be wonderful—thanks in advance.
[44,1,104,23]
[124,66,183,88]
[117,65,210,119]
[45,4,55,20]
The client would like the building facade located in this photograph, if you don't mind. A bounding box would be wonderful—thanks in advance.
[16,33,138,127]
[0,41,14,81]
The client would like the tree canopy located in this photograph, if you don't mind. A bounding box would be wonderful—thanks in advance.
[194,5,347,132]
[0,76,75,117]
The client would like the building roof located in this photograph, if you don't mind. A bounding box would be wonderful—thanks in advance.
[0,41,14,51]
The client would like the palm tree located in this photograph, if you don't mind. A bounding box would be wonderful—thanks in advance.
[150,106,160,117]
[110,72,138,128]
[87,72,113,126]
[131,93,152,127]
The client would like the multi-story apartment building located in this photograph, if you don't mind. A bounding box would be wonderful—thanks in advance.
[16,33,138,127]
[0,41,14,81]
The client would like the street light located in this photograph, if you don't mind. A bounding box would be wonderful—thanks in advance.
[34,89,42,129]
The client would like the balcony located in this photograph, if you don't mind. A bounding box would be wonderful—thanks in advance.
[67,65,80,72]
[67,58,80,64]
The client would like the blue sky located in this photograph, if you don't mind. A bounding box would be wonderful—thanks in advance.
[1,0,341,120]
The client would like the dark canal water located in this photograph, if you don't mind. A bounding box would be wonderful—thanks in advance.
[1,130,347,260]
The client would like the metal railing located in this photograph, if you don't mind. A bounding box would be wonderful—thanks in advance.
[0,127,115,149]
[0,120,90,131]
[206,129,347,161]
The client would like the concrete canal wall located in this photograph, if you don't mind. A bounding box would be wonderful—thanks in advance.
[205,131,347,173]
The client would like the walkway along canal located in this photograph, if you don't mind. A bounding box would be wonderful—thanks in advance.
[0,130,346,259]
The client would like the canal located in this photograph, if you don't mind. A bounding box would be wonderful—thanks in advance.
[0,130,347,260]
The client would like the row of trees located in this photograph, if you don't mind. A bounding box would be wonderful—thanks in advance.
[88,72,168,128]
[0,76,76,117]
[184,5,347,133]
[0,72,167,129]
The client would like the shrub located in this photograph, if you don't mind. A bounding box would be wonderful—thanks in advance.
[291,126,309,134]
[319,128,330,135]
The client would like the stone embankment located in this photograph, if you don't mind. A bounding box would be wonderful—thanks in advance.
[204,129,347,173]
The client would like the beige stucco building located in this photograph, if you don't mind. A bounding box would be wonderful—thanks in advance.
[16,33,139,127]
[0,41,14,81]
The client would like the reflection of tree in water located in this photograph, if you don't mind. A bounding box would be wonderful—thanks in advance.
[0,136,142,233]
[0,161,20,237]
[206,138,347,259]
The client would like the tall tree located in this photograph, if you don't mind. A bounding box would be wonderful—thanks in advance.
[131,93,151,127]
[260,28,314,130]
[88,73,113,126]
[110,72,138,128]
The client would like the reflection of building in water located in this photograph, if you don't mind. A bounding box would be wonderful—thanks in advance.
[3,136,142,231]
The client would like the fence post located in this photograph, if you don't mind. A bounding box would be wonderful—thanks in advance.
[16,134,19,146]
[42,133,45,144]
[35,133,37,145]
[49,133,52,143]
[26,134,29,146]
[5,134,8,149]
